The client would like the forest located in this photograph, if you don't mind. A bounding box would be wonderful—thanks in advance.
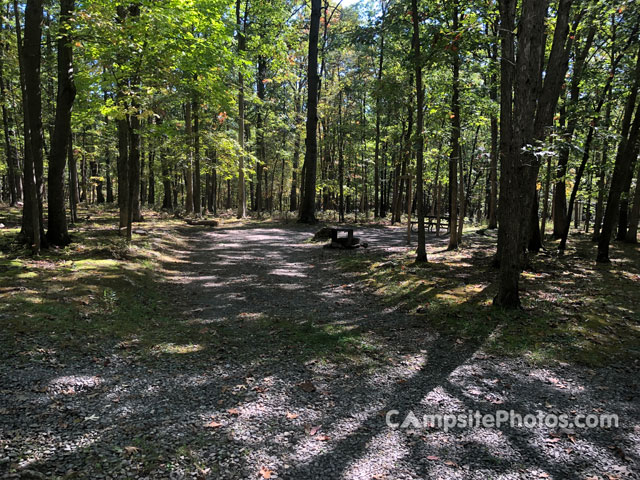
[0,0,639,479]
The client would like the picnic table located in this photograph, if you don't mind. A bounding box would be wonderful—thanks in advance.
[411,215,450,233]
[330,227,355,247]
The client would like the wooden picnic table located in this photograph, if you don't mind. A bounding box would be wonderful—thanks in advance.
[411,215,450,233]
[330,227,355,247]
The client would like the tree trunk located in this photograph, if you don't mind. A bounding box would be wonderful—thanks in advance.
[495,0,546,308]
[448,3,461,250]
[236,0,247,218]
[193,96,201,215]
[290,87,301,212]
[148,151,155,205]
[373,6,385,218]
[68,133,78,223]
[411,0,426,262]
[298,0,321,224]
[46,0,76,247]
[184,101,193,214]
[255,57,266,215]
[17,0,45,252]
[117,115,129,229]
[597,49,640,262]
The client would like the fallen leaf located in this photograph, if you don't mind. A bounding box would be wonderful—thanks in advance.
[317,435,330,441]
[306,425,321,436]
[427,455,440,461]
[205,420,222,428]
[124,446,140,455]
[227,408,240,416]
[259,466,273,478]
[286,412,299,420]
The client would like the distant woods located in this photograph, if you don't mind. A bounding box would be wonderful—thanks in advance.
[1,0,640,307]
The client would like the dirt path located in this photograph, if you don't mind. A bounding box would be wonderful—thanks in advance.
[1,224,638,480]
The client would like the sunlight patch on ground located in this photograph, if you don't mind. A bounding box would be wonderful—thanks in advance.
[151,343,204,354]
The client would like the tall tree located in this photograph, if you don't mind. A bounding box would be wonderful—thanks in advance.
[17,0,45,252]
[46,0,76,247]
[495,0,546,307]
[411,0,426,262]
[236,0,247,218]
[298,0,321,224]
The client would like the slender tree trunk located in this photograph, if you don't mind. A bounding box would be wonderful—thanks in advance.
[126,93,142,240]
[68,135,78,223]
[298,0,321,224]
[236,0,247,218]
[373,6,386,218]
[540,153,552,237]
[148,151,155,205]
[290,87,301,212]
[411,0,426,262]
[184,101,193,214]
[117,114,129,229]
[255,57,266,215]
[338,90,345,222]
[448,3,461,250]
[17,0,45,252]
[46,0,76,247]
[193,96,201,215]
[488,25,499,229]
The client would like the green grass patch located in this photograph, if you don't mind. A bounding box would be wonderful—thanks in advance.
[0,205,203,362]
[337,233,640,367]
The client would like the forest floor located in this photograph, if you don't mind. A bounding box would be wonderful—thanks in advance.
[1,208,639,480]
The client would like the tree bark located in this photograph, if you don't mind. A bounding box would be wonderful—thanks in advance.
[495,0,547,308]
[448,2,461,250]
[298,0,321,224]
[255,57,266,214]
[193,95,201,215]
[184,101,194,214]
[68,134,78,223]
[411,0,426,262]
[373,5,386,218]
[17,0,45,252]
[236,0,247,218]
[46,0,76,247]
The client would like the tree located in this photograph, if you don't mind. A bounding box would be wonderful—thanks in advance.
[411,0,426,262]
[299,0,321,224]
[46,0,76,247]
[17,0,45,252]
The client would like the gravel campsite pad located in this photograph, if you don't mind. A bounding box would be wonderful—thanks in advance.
[1,224,639,479]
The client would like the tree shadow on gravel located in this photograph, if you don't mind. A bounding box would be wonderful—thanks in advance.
[2,224,638,479]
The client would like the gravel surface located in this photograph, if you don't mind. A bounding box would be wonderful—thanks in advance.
[1,224,638,479]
